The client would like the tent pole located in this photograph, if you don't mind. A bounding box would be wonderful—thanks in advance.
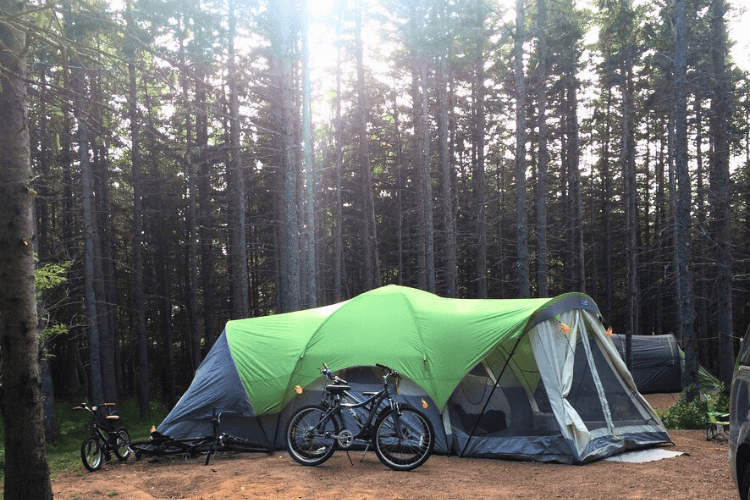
[459,334,525,458]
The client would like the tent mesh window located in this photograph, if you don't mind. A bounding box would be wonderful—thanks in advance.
[567,328,652,431]
[450,359,559,439]
[588,337,654,427]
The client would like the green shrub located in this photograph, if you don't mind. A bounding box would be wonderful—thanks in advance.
[658,383,729,430]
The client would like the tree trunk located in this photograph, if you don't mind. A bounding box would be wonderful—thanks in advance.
[536,0,549,298]
[420,61,435,293]
[694,97,710,369]
[301,0,317,307]
[356,3,380,291]
[411,60,427,291]
[228,0,249,319]
[127,1,149,416]
[618,5,638,369]
[152,169,176,406]
[674,0,698,391]
[602,92,613,320]
[276,0,301,311]
[73,61,105,405]
[438,55,457,297]
[515,0,529,298]
[196,63,216,350]
[567,79,585,292]
[181,18,203,374]
[334,4,344,301]
[709,0,733,386]
[90,70,118,403]
[393,97,405,287]
[0,0,54,493]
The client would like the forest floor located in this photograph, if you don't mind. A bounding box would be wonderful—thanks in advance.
[51,394,738,500]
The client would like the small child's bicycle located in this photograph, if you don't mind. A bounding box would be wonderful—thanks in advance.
[286,363,435,471]
[73,402,131,472]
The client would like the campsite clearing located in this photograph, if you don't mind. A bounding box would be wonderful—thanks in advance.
[51,395,736,500]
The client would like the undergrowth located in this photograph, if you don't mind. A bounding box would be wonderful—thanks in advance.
[0,399,168,497]
[656,383,730,430]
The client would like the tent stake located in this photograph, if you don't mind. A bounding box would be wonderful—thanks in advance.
[459,334,525,458]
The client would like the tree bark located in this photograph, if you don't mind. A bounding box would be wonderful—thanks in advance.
[334,3,344,302]
[301,0,317,307]
[709,0,733,385]
[438,54,457,297]
[0,0,54,494]
[674,0,698,391]
[567,79,585,292]
[181,17,204,374]
[515,0,529,298]
[276,0,301,311]
[536,0,549,298]
[90,70,117,403]
[73,60,105,405]
[127,1,149,416]
[356,2,380,291]
[196,62,215,350]
[420,61,435,293]
[228,0,249,319]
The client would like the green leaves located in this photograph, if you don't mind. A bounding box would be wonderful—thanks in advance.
[35,257,72,345]
[34,259,72,295]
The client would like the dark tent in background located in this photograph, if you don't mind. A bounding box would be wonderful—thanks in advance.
[610,334,721,394]
[610,334,683,394]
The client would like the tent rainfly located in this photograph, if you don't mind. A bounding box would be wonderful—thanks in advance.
[158,285,670,464]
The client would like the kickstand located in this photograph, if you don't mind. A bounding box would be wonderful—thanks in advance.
[360,442,370,463]
[345,449,353,465]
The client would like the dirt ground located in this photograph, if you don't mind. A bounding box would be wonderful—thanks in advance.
[52,394,738,500]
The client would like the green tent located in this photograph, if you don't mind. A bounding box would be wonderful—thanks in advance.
[158,285,670,463]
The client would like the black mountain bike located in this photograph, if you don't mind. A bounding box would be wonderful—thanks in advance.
[130,409,268,465]
[286,363,434,471]
[73,403,131,472]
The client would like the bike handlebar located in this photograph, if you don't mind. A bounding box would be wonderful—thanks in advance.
[320,363,401,383]
[375,363,401,379]
[321,363,346,384]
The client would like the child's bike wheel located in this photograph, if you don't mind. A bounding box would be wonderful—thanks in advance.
[81,436,103,472]
[113,429,131,460]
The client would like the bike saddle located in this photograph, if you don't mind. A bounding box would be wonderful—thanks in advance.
[325,384,351,394]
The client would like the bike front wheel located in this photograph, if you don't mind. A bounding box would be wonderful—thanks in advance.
[374,404,434,471]
[81,436,103,472]
[113,429,131,461]
[286,405,338,466]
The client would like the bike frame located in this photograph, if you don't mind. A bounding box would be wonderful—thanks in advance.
[130,409,272,463]
[79,405,121,453]
[317,371,404,443]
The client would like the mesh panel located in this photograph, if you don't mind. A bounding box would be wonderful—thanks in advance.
[567,338,608,429]
[589,336,652,425]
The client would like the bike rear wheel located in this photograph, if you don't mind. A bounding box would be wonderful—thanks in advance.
[81,436,103,472]
[286,405,338,466]
[374,404,434,471]
[113,429,131,461]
